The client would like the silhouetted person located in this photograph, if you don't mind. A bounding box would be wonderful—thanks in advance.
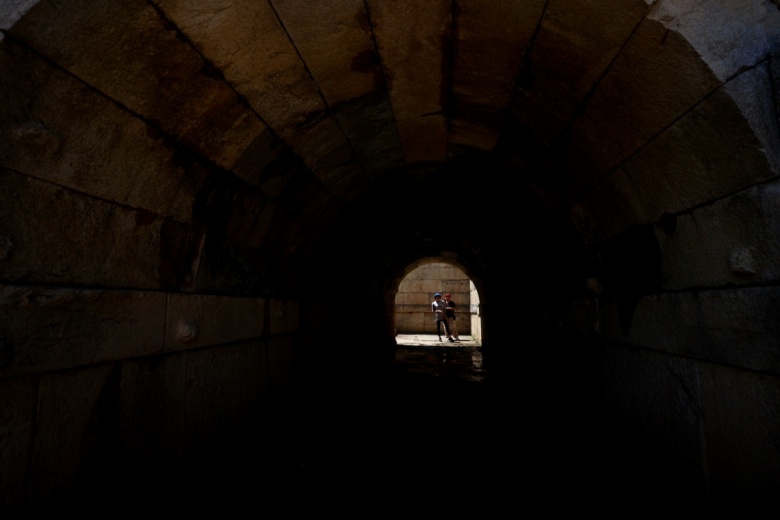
[431,292,453,342]
[443,293,460,341]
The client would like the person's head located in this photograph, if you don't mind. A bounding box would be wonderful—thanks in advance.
[444,293,451,299]
[434,293,441,300]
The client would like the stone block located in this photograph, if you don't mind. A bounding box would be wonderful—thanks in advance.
[0,170,164,289]
[723,62,780,174]
[0,42,194,222]
[659,182,780,289]
[0,377,37,513]
[597,286,780,374]
[117,353,189,488]
[165,294,264,352]
[700,362,780,507]
[393,293,415,305]
[269,299,300,336]
[334,91,406,182]
[28,365,117,512]
[272,0,379,105]
[159,0,323,130]
[0,286,166,378]
[588,342,708,499]
[602,71,779,235]
[512,0,647,143]
[7,0,265,172]
[368,0,450,120]
[396,116,448,164]
[569,18,721,180]
[649,0,780,82]
[397,312,426,334]
[182,340,269,460]
[398,278,424,293]
[266,335,294,398]
[422,279,444,295]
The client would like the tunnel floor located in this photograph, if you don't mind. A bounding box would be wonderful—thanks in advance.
[116,336,707,517]
[264,336,707,516]
[393,334,485,382]
[233,337,695,516]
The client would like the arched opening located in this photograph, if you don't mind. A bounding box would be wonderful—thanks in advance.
[388,256,485,381]
[391,256,484,342]
[2,2,779,513]
[394,261,480,340]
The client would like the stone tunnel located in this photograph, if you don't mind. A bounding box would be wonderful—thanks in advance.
[1,0,779,516]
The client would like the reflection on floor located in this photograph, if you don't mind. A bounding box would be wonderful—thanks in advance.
[393,344,485,382]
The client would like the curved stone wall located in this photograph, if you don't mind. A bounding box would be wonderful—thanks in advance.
[1,0,779,513]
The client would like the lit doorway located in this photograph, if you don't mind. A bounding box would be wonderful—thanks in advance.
[393,261,482,346]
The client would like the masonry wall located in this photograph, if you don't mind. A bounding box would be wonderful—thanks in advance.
[0,289,305,514]
[394,263,472,335]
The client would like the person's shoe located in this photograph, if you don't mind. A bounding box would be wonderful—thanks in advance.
[448,338,455,342]
[454,338,460,341]
[438,337,442,341]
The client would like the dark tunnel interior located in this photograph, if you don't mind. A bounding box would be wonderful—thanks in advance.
[3,2,779,516]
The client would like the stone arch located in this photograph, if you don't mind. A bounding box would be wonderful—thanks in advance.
[392,254,483,341]
[1,1,779,513]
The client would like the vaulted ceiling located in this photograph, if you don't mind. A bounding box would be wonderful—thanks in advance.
[1,1,779,302]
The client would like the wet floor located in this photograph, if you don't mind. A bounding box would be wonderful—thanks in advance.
[168,334,693,516]
[59,334,704,517]
[393,334,485,382]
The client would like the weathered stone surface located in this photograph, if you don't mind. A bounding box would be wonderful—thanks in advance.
[700,363,780,503]
[282,180,339,229]
[224,192,276,249]
[589,342,707,494]
[568,66,779,244]
[449,0,545,150]
[271,0,381,105]
[182,340,269,460]
[232,129,307,198]
[334,91,406,182]
[0,1,36,31]
[650,0,780,82]
[8,0,266,172]
[158,0,374,200]
[269,299,300,336]
[594,286,780,374]
[1,1,779,511]
[369,0,449,164]
[158,0,322,130]
[266,335,295,397]
[0,287,167,378]
[396,116,448,164]
[568,18,722,179]
[280,116,366,193]
[0,170,164,288]
[723,61,780,174]
[660,182,780,288]
[0,377,37,513]
[28,365,117,511]
[116,352,189,485]
[0,42,194,222]
[561,189,639,246]
[165,293,264,352]
[510,0,648,145]
[368,0,449,119]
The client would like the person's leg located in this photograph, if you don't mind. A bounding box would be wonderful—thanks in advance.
[444,319,454,341]
[449,317,459,340]
[436,320,442,340]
